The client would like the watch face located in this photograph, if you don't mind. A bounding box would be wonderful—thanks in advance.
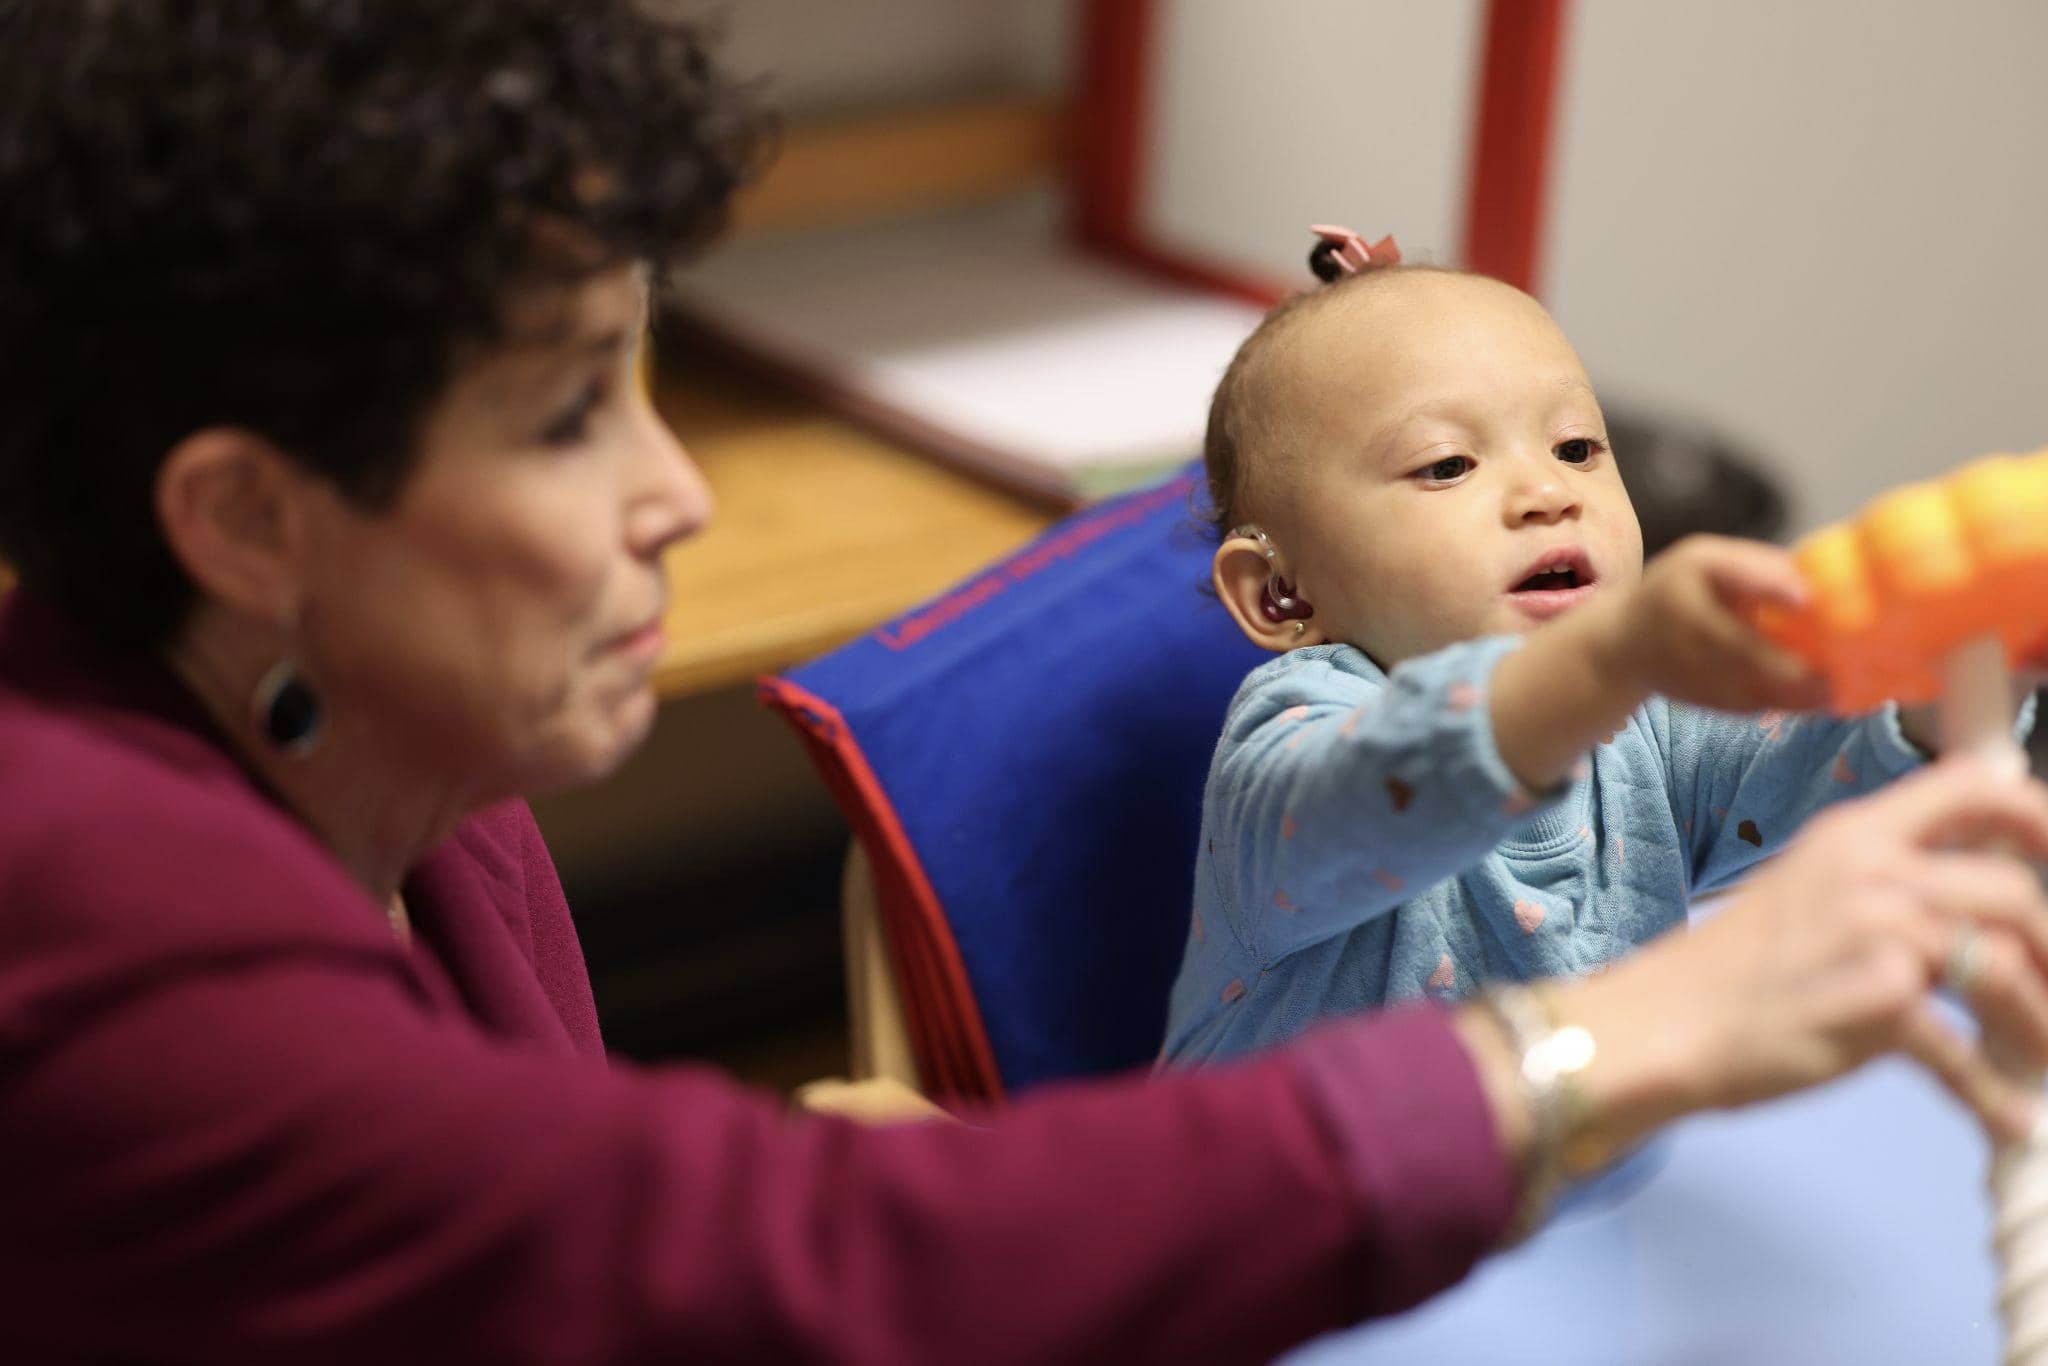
[1527,1023,1597,1087]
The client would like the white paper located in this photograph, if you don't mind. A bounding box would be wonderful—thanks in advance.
[673,200,1268,503]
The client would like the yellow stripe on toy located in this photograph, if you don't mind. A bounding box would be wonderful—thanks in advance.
[1758,447,2048,712]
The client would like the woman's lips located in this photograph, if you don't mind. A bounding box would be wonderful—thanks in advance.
[608,617,667,662]
[1503,582,1599,622]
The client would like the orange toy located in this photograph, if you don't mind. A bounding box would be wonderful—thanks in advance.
[1758,447,2048,714]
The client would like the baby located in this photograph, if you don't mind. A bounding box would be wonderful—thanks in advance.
[1161,229,2022,1065]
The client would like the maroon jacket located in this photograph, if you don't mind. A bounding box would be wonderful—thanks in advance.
[0,591,1512,1364]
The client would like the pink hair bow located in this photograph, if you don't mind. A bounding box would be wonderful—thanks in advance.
[1308,223,1402,280]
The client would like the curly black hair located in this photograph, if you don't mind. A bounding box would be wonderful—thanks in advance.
[0,0,770,650]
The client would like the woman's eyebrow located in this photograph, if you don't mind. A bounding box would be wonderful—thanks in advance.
[575,291,651,358]
[578,326,634,357]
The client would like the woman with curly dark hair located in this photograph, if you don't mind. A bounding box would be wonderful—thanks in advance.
[5,3,2048,1362]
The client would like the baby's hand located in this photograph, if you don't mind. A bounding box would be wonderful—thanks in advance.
[1492,534,1828,789]
[1606,535,1828,713]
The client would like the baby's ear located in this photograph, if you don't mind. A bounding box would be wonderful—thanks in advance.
[1214,534,1324,653]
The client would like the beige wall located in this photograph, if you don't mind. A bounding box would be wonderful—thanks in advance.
[1549,0,2048,529]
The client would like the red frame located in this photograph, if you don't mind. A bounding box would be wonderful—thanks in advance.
[1071,0,1568,299]
[1462,0,1568,294]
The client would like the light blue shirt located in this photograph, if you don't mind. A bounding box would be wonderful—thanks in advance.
[1161,636,1983,1064]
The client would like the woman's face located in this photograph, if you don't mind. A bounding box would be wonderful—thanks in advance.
[295,264,709,799]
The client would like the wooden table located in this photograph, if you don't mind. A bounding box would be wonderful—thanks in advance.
[649,347,1056,698]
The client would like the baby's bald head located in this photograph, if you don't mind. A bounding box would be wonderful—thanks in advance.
[1203,265,1474,535]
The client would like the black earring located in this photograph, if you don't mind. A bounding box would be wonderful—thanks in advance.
[252,658,325,757]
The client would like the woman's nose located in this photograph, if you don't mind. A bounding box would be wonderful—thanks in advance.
[623,401,714,559]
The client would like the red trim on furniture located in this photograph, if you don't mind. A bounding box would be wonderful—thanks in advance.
[757,676,1007,1105]
[1462,0,1568,295]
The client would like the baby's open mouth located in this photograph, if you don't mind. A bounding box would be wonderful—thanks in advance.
[1504,549,1598,621]
[1512,564,1586,592]
[1509,547,1596,592]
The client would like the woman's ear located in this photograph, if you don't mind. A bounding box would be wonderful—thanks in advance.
[153,427,315,625]
[1214,533,1325,653]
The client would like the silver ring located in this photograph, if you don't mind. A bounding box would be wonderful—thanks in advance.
[1944,924,1988,996]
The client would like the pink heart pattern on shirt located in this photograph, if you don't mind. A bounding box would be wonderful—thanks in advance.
[1513,899,1546,933]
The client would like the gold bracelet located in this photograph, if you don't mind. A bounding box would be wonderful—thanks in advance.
[1478,983,1608,1242]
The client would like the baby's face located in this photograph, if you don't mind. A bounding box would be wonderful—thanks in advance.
[1262,272,1643,668]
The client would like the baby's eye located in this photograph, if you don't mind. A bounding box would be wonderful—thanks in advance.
[1555,437,1605,466]
[1418,455,1474,483]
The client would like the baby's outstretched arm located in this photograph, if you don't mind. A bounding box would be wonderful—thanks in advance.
[1489,535,1828,788]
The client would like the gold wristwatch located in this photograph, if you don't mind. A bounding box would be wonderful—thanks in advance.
[1479,983,1624,1241]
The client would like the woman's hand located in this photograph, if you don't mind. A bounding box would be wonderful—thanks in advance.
[1463,755,2048,1175]
[1678,755,2048,1134]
